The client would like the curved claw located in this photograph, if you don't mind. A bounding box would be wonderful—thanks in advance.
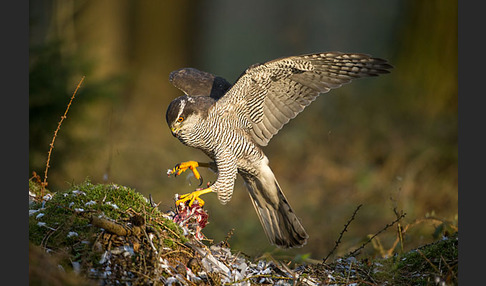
[170,161,203,186]
[176,187,213,207]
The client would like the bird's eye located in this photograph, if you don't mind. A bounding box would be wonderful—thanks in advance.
[177,116,184,122]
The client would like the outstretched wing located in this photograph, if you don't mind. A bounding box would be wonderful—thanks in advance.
[169,67,232,100]
[219,52,392,146]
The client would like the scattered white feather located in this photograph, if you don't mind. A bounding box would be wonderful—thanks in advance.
[67,231,78,238]
[99,251,110,264]
[71,261,81,274]
[29,209,39,216]
[105,201,119,209]
[72,190,86,196]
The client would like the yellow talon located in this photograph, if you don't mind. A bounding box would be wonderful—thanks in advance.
[171,161,203,186]
[176,187,213,207]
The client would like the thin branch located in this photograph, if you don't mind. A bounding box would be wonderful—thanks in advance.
[347,211,406,258]
[417,249,440,273]
[42,76,85,194]
[393,206,405,254]
[323,204,362,263]
[224,274,293,285]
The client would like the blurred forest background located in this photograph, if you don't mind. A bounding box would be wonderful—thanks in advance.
[29,0,457,260]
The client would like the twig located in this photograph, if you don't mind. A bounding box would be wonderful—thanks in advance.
[345,260,354,285]
[224,274,293,285]
[42,76,85,195]
[393,207,404,254]
[221,228,234,247]
[323,204,362,263]
[440,254,454,274]
[41,225,61,248]
[347,211,406,258]
[90,215,142,236]
[417,249,440,273]
[384,216,446,258]
[161,249,195,258]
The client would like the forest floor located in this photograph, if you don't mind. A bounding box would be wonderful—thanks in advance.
[29,179,457,285]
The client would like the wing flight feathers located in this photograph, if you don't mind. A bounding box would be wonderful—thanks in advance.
[220,52,392,146]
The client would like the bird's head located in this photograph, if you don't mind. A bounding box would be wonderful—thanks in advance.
[165,95,215,140]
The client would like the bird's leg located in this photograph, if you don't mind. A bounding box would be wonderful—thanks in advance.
[168,161,211,186]
[176,187,213,207]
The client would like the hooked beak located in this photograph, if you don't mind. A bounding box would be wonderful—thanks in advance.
[170,127,179,137]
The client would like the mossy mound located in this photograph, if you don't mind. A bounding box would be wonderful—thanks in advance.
[28,180,204,285]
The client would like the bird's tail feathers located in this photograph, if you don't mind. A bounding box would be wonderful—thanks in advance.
[243,174,308,248]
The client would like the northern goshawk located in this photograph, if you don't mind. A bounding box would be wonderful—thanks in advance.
[166,52,392,248]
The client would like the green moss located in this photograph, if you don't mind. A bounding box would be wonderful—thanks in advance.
[305,232,458,284]
[159,217,188,243]
[163,238,176,249]
[369,232,458,285]
[29,179,44,195]
[29,180,187,263]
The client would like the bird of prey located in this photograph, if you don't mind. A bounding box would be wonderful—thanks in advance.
[166,52,392,248]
